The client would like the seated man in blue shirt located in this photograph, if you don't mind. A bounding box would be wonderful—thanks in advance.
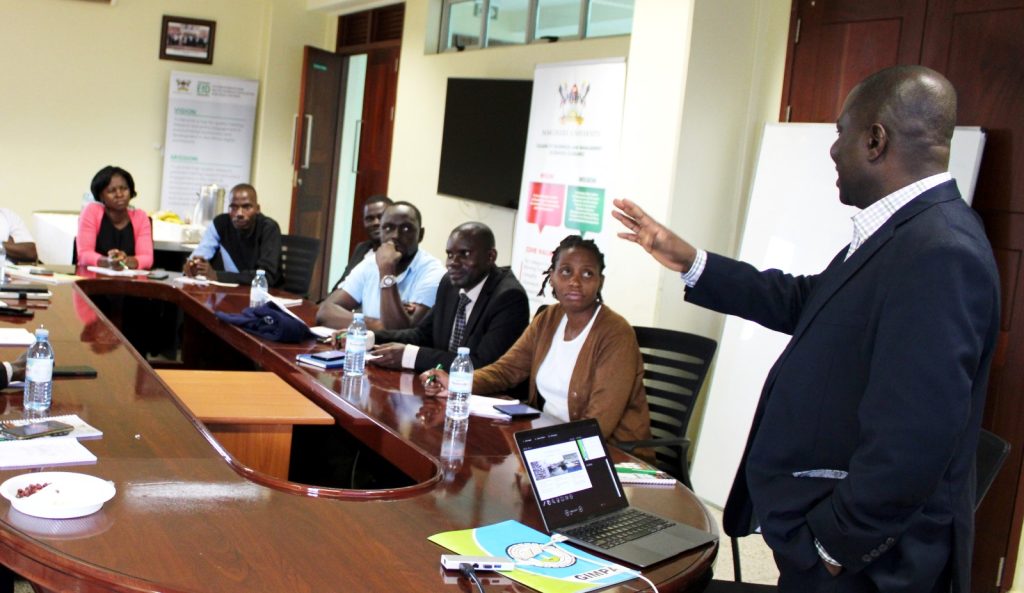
[317,201,444,331]
[183,184,282,285]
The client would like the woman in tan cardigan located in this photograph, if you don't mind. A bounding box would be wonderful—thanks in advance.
[421,235,651,445]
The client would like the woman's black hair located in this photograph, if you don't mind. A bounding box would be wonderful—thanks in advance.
[537,234,605,301]
[90,166,137,201]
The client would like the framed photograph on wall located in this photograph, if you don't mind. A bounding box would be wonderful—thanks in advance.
[159,15,216,65]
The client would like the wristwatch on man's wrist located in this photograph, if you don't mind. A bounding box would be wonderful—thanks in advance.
[380,274,397,289]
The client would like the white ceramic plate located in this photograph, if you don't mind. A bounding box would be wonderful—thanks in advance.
[0,472,115,519]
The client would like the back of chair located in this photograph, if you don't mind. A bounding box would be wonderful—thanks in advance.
[976,428,1010,510]
[279,234,321,298]
[633,326,717,480]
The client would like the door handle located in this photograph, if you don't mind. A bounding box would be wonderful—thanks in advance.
[302,114,313,169]
[290,114,298,166]
[351,119,363,173]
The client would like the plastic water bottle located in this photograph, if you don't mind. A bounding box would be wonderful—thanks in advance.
[446,347,473,421]
[24,328,54,412]
[440,417,469,481]
[249,269,269,308]
[344,313,367,376]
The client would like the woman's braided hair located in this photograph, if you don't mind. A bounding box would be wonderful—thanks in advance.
[537,234,605,302]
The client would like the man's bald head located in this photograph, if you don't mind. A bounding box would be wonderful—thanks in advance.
[847,65,957,170]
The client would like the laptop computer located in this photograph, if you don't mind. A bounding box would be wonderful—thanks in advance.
[514,418,717,567]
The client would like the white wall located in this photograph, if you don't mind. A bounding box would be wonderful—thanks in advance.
[0,0,334,234]
[388,3,630,268]
[388,0,790,331]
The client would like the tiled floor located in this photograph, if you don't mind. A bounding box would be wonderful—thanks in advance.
[705,502,780,585]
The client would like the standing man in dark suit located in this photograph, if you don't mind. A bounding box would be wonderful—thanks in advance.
[614,65,1000,593]
[370,222,529,373]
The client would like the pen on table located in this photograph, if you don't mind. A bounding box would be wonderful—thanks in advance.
[615,466,659,475]
[426,363,444,385]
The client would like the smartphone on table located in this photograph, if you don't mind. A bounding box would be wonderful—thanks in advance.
[311,350,346,362]
[493,403,542,419]
[1,420,75,440]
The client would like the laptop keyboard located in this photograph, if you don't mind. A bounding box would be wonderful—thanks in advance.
[562,508,674,549]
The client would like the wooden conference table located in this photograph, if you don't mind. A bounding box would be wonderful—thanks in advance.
[0,275,718,592]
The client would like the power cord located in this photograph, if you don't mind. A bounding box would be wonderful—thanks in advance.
[458,563,486,593]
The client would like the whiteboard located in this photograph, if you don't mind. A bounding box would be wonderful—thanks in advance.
[690,123,986,506]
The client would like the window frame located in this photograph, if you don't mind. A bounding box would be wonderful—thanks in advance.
[439,0,630,53]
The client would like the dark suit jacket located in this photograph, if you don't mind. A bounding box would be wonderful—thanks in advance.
[375,266,529,373]
[687,181,999,593]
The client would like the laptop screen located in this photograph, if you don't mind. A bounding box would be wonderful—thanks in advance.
[515,419,629,531]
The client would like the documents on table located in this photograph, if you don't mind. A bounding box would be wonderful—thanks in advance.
[0,328,35,346]
[269,295,302,308]
[87,266,149,278]
[0,435,97,470]
[469,395,520,420]
[614,462,677,486]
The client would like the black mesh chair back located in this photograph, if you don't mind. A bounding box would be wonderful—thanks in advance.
[616,326,717,490]
[279,234,321,298]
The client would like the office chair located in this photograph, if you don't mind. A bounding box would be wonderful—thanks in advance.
[976,428,1010,510]
[279,234,321,298]
[707,428,1011,590]
[615,326,717,490]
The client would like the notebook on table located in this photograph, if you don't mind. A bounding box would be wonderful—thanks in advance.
[514,418,716,567]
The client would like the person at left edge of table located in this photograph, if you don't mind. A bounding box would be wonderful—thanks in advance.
[183,183,282,285]
[77,165,153,270]
[317,201,445,331]
[370,221,530,373]
[0,208,37,263]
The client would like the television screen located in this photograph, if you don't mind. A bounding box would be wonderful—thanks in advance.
[437,78,533,210]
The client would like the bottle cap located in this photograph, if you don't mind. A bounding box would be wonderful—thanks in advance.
[256,269,266,275]
[457,347,470,355]
[353,313,365,321]
[35,328,49,339]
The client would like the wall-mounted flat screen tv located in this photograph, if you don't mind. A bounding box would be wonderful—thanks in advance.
[437,77,533,210]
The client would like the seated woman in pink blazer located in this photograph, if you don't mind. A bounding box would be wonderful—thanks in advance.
[77,166,153,270]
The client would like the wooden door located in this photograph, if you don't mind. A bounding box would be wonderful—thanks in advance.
[923,3,1024,589]
[781,0,927,122]
[336,4,404,260]
[348,46,400,256]
[784,1,1024,590]
[290,47,345,300]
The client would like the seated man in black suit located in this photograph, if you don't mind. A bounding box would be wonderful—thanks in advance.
[369,222,529,373]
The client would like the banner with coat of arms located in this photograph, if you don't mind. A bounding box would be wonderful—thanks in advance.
[159,71,259,219]
[510,59,627,314]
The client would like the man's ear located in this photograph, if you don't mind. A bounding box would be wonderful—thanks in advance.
[418,227,425,243]
[866,123,888,161]
[487,248,497,265]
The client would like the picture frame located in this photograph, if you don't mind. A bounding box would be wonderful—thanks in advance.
[159,15,216,65]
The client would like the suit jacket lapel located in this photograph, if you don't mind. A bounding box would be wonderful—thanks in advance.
[462,270,500,337]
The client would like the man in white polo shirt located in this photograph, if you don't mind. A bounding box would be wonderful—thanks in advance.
[317,201,444,331]
[0,208,37,263]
